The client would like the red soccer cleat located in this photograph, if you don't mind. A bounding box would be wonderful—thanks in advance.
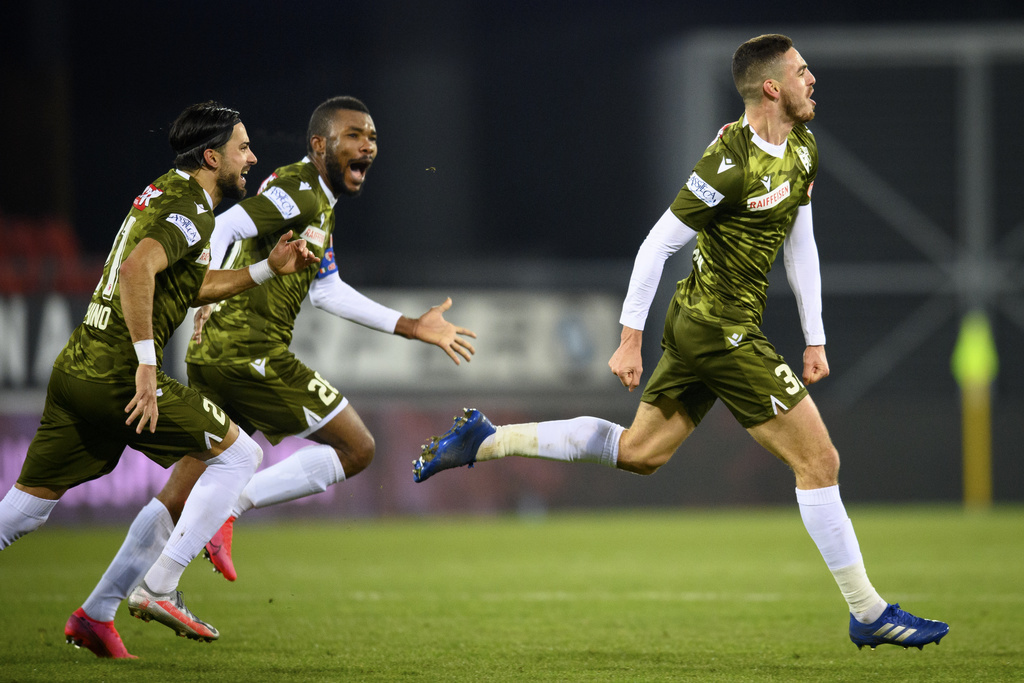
[203,516,237,581]
[65,607,137,659]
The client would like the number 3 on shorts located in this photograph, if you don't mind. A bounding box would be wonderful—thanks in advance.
[774,363,804,395]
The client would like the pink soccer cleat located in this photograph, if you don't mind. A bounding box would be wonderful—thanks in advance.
[64,607,137,659]
[203,516,237,581]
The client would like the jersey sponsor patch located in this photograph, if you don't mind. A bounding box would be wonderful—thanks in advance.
[746,180,790,211]
[301,225,327,248]
[133,184,163,211]
[167,213,202,246]
[262,185,301,220]
[807,180,814,198]
[686,172,725,207]
[315,246,338,280]
[196,246,211,265]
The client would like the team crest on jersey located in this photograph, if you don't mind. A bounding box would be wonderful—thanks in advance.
[686,172,724,207]
[301,225,327,248]
[133,184,163,211]
[196,246,211,265]
[257,173,279,195]
[747,180,791,211]
[797,146,812,172]
[166,213,202,246]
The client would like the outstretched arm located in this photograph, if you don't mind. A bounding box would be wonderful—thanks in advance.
[193,230,318,306]
[393,297,477,365]
[308,262,477,365]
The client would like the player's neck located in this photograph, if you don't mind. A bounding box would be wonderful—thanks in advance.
[309,153,336,196]
[186,167,223,208]
[744,107,794,146]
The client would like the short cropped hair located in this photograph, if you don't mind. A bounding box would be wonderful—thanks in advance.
[732,34,794,104]
[170,101,242,171]
[306,96,371,155]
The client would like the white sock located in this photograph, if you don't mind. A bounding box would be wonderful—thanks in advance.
[796,485,887,623]
[477,417,621,467]
[233,444,346,516]
[82,498,173,622]
[0,487,59,550]
[144,430,262,594]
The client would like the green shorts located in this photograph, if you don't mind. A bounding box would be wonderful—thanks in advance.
[187,353,347,446]
[17,368,233,489]
[641,298,808,428]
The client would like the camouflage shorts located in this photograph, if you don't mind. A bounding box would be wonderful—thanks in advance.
[641,298,808,428]
[17,368,232,489]
[187,353,347,446]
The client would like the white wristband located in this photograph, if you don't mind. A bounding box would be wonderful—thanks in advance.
[133,339,157,366]
[249,259,275,284]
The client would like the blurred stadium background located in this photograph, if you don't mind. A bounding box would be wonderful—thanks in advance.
[1,2,1022,524]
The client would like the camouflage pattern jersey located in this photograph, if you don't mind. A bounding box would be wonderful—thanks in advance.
[186,158,335,366]
[53,169,215,382]
[670,116,817,328]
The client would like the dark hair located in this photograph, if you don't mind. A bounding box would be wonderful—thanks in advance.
[169,101,242,170]
[732,34,794,104]
[306,96,370,155]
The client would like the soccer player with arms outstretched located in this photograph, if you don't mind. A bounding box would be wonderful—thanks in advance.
[68,96,476,658]
[413,34,949,650]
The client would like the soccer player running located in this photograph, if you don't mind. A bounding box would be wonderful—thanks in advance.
[0,102,319,657]
[413,35,949,650]
[68,96,477,658]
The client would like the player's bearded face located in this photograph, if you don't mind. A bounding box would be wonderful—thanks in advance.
[216,164,249,201]
[325,145,362,197]
[781,87,815,124]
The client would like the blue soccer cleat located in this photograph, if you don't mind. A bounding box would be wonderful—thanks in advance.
[849,603,949,650]
[413,408,495,483]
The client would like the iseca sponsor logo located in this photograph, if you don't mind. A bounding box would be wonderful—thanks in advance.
[686,172,724,207]
[167,213,201,246]
[746,180,790,211]
[264,186,300,220]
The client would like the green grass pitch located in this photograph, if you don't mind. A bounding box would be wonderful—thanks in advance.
[1,506,1021,682]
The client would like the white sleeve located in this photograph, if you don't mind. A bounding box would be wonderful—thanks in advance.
[210,204,259,270]
[618,208,697,330]
[783,203,826,346]
[308,273,403,334]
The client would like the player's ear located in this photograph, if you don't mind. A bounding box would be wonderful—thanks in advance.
[763,79,781,101]
[202,147,219,169]
[310,135,326,156]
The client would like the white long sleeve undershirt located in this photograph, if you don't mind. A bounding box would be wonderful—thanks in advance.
[618,208,697,331]
[209,204,401,334]
[784,203,826,346]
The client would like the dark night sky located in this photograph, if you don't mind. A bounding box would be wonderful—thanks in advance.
[3,0,1022,265]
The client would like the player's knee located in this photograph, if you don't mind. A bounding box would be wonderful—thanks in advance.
[616,445,668,476]
[338,432,375,477]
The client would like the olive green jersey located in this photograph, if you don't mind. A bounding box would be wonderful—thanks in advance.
[53,169,215,382]
[671,116,817,327]
[186,159,335,365]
